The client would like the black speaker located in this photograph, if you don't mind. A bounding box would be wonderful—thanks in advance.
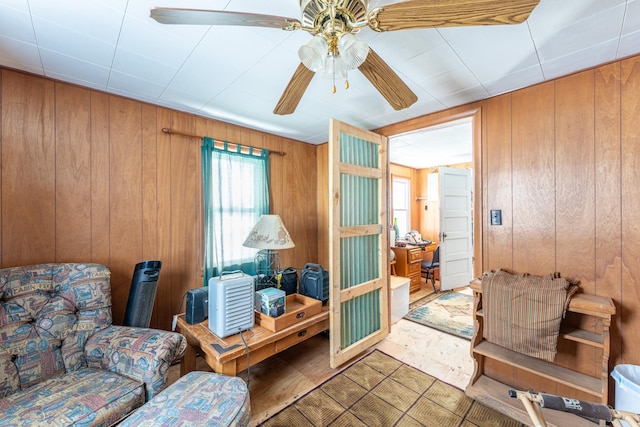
[186,287,209,325]
[123,260,161,328]
[300,263,330,303]
[279,267,298,295]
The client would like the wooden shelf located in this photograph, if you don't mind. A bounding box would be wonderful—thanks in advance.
[473,341,602,399]
[467,278,615,411]
[560,326,604,348]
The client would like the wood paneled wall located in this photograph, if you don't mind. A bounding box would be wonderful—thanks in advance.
[0,68,318,331]
[316,144,329,269]
[480,61,638,374]
[370,55,640,402]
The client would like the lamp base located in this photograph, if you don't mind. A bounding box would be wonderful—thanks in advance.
[255,274,277,291]
[254,249,280,283]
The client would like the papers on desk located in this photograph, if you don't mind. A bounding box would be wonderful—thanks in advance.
[405,240,432,249]
[405,230,432,249]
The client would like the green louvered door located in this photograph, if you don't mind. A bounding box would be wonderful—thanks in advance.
[329,119,389,368]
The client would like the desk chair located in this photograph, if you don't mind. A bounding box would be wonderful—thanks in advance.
[421,245,439,293]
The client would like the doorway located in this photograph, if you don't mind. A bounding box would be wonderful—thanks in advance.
[389,109,481,290]
[384,109,481,390]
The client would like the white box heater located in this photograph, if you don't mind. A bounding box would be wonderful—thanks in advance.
[208,272,255,338]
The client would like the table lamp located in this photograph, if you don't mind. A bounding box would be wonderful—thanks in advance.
[243,214,295,281]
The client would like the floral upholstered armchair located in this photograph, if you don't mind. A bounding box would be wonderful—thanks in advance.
[0,263,186,426]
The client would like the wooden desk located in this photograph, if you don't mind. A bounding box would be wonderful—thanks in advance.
[176,307,329,376]
[421,242,437,254]
[392,246,423,292]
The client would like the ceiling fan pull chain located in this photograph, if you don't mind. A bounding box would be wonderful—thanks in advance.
[332,57,337,93]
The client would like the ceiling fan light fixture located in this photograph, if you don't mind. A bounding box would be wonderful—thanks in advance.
[338,33,369,69]
[322,54,347,80]
[298,35,329,71]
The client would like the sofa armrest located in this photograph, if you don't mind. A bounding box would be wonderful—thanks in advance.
[84,326,186,400]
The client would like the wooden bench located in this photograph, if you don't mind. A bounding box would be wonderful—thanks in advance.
[466,278,615,427]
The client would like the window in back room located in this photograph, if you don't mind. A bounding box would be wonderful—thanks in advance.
[392,177,410,238]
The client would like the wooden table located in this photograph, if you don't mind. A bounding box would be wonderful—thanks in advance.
[176,307,329,376]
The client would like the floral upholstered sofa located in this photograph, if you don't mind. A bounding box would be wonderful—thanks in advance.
[0,263,187,426]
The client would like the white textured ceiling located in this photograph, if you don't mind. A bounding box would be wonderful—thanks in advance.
[390,117,473,169]
[1,0,639,167]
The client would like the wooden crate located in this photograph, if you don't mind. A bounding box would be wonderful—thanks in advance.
[255,293,322,332]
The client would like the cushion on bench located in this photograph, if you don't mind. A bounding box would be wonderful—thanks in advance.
[482,269,579,361]
[119,371,250,426]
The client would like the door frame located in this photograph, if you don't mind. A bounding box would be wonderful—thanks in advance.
[381,107,483,278]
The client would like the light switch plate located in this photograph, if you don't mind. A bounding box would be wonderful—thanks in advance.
[490,210,502,225]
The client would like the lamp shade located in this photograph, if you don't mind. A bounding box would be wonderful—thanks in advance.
[243,215,295,250]
[338,33,369,70]
[298,35,329,72]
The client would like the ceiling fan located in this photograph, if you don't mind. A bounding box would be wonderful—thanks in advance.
[150,0,540,115]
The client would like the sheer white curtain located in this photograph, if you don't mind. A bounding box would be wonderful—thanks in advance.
[202,137,269,285]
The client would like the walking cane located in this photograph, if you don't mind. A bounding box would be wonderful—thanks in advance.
[509,389,640,427]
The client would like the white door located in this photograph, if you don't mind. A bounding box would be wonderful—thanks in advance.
[439,167,473,291]
[328,119,389,368]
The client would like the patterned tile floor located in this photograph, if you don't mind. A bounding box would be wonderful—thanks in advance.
[259,350,523,427]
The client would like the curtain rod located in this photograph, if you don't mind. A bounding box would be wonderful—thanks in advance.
[161,128,286,156]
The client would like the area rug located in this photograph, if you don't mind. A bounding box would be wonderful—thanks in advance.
[258,349,523,427]
[404,291,474,340]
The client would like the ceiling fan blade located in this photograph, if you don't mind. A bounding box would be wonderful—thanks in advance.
[273,64,316,115]
[372,0,539,31]
[150,7,301,29]
[358,49,417,111]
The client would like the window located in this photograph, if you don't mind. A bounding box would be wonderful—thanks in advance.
[202,138,269,284]
[392,177,410,238]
